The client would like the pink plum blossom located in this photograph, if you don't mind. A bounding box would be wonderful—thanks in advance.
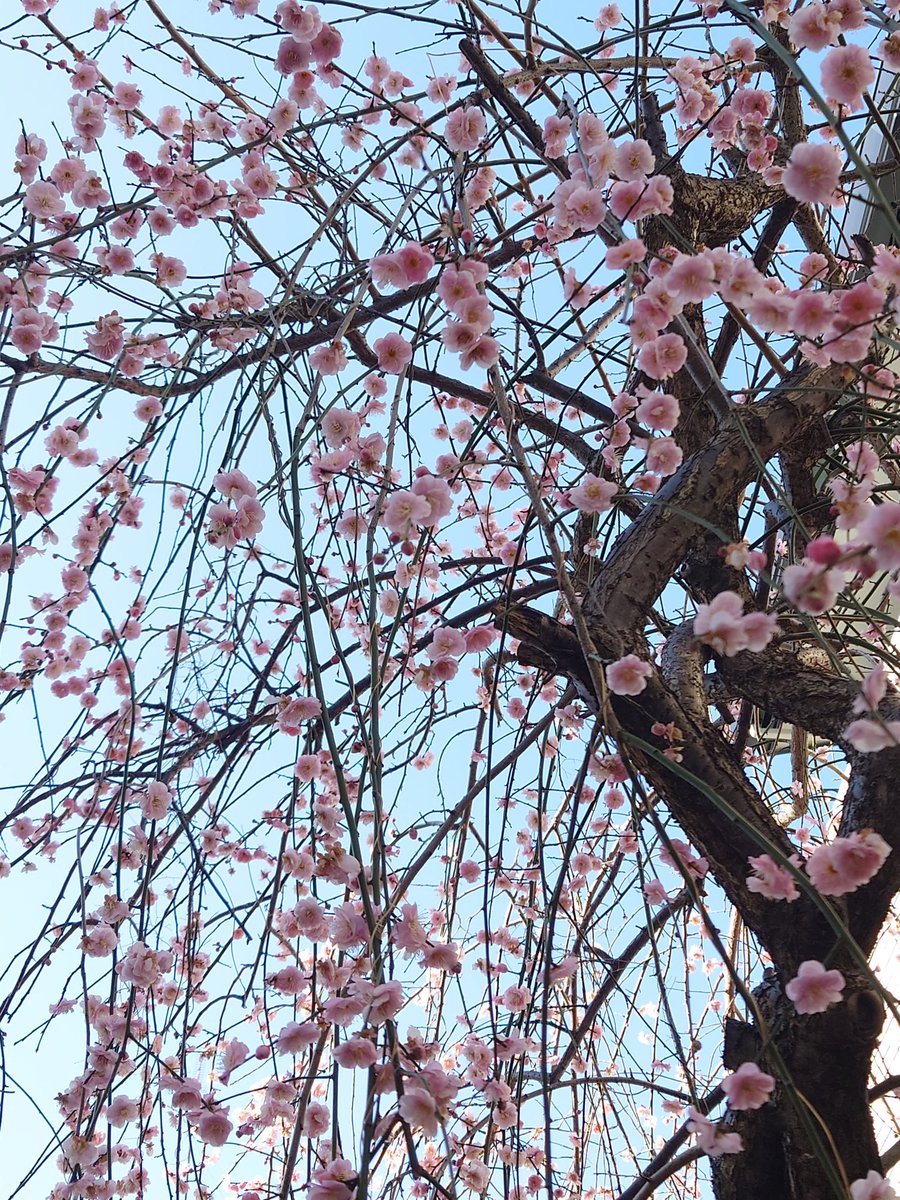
[606,237,646,270]
[636,333,688,380]
[844,718,900,753]
[666,252,717,302]
[499,984,532,1011]
[197,1107,232,1147]
[782,142,843,206]
[720,1062,776,1110]
[374,331,413,373]
[781,561,843,615]
[785,960,845,1014]
[858,502,900,571]
[309,340,347,375]
[693,591,777,656]
[398,1087,439,1135]
[614,138,654,180]
[569,474,617,513]
[645,436,683,476]
[605,654,652,696]
[636,389,680,431]
[444,106,486,152]
[820,43,874,110]
[746,853,800,902]
[851,1172,898,1200]
[686,1107,743,1156]
[805,831,890,896]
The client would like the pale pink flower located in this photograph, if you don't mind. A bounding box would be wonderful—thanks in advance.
[459,859,481,882]
[785,959,845,1014]
[277,1021,319,1054]
[666,252,717,302]
[643,879,668,904]
[441,319,481,354]
[309,340,347,375]
[444,106,486,152]
[333,1037,378,1069]
[878,34,900,72]
[276,695,322,734]
[609,178,649,222]
[366,980,404,1024]
[153,254,186,286]
[197,1107,232,1146]
[636,390,679,432]
[117,941,172,989]
[82,923,119,957]
[294,754,321,782]
[569,474,617,513]
[595,2,622,29]
[605,237,646,270]
[637,333,688,380]
[564,268,598,309]
[459,333,501,370]
[721,1062,776,1110]
[805,831,890,896]
[693,591,776,657]
[370,252,408,289]
[308,1159,356,1200]
[465,626,497,652]
[421,940,460,970]
[292,896,328,939]
[851,1171,898,1200]
[858,502,900,570]
[219,1038,249,1084]
[328,901,368,948]
[23,180,65,220]
[277,0,323,41]
[614,138,654,181]
[411,472,453,524]
[660,838,708,880]
[106,1095,140,1127]
[542,113,571,158]
[855,661,889,714]
[427,73,456,103]
[746,853,800,902]
[782,142,842,206]
[269,965,307,995]
[395,241,434,284]
[642,174,675,216]
[820,43,874,110]
[63,1134,101,1169]
[645,436,683,476]
[791,288,834,339]
[427,625,466,661]
[788,2,839,52]
[499,984,532,1012]
[321,407,361,448]
[302,1101,331,1138]
[374,331,412,374]
[113,81,142,110]
[844,718,900,753]
[382,489,431,536]
[741,610,779,651]
[437,262,483,308]
[140,780,171,821]
[781,561,842,615]
[399,1087,439,1135]
[605,654,652,696]
[686,1107,743,1156]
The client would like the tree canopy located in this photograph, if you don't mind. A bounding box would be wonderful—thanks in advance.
[2,2,900,1199]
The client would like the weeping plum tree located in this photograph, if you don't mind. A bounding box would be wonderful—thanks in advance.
[2,1,900,1198]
